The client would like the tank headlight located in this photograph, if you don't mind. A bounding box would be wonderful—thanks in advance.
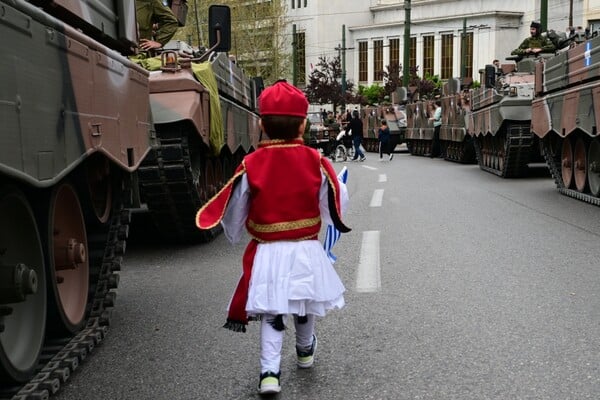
[508,87,518,97]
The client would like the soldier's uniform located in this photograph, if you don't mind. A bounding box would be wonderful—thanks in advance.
[135,0,179,47]
[511,21,556,56]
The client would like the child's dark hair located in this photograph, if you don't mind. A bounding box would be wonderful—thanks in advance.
[261,115,305,140]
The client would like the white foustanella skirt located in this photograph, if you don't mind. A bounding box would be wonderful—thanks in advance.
[240,239,346,318]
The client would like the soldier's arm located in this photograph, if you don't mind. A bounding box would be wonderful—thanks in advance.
[540,37,556,53]
[153,0,179,46]
[511,38,529,55]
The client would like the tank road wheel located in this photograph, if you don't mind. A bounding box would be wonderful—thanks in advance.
[0,188,46,383]
[86,154,112,224]
[498,136,506,173]
[46,183,89,334]
[573,137,588,192]
[561,138,574,189]
[588,139,600,197]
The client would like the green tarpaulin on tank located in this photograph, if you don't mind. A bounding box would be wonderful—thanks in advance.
[130,54,224,155]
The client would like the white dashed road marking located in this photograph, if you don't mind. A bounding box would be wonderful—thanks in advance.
[355,231,381,292]
[370,189,384,207]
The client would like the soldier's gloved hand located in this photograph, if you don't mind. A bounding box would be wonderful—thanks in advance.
[139,39,162,51]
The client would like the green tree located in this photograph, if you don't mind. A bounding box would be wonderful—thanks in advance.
[172,1,288,85]
[357,84,385,105]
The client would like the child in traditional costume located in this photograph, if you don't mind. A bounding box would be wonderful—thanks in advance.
[195,80,350,395]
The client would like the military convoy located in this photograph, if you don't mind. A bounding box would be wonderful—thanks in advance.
[405,79,475,163]
[0,0,259,397]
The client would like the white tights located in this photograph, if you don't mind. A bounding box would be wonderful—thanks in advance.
[260,314,315,373]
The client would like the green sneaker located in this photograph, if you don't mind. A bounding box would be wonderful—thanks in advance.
[258,371,281,394]
[296,334,317,368]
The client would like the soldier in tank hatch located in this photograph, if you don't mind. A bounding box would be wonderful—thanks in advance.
[511,21,556,56]
[135,0,179,52]
[195,80,350,395]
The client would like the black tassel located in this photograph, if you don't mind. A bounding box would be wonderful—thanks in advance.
[223,319,247,333]
[268,315,286,331]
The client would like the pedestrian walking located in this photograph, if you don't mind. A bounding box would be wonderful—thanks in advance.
[195,80,351,395]
[378,120,393,161]
[347,110,366,161]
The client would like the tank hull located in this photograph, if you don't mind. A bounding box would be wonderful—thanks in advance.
[1,0,148,394]
[405,86,475,164]
[467,61,542,178]
[360,105,406,153]
[532,35,600,205]
[137,51,261,243]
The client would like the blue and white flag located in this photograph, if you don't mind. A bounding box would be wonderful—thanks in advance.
[324,166,348,263]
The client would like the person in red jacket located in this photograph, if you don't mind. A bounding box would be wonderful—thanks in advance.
[196,80,351,395]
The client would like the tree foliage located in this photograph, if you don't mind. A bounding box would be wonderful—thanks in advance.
[172,0,288,85]
[304,56,359,112]
[357,84,385,105]
[405,66,443,100]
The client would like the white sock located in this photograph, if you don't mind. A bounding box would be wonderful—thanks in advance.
[294,314,315,349]
[260,314,285,373]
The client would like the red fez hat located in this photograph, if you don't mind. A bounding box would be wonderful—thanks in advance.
[258,80,309,118]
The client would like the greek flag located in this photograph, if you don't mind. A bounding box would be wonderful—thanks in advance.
[324,166,348,263]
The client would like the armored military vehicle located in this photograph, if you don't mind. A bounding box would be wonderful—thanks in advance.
[532,31,600,205]
[0,0,148,396]
[136,6,262,243]
[467,57,546,177]
[360,104,407,153]
[405,99,434,156]
[439,79,476,163]
[405,79,475,163]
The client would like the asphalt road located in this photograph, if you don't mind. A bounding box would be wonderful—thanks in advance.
[54,151,600,400]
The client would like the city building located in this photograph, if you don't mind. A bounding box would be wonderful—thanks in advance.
[285,0,588,89]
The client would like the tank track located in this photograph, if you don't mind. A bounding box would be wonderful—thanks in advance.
[0,204,129,400]
[441,138,476,164]
[541,141,600,207]
[137,125,221,243]
[473,123,533,178]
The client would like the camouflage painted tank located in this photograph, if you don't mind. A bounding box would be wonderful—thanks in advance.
[467,57,546,177]
[360,104,406,153]
[532,31,600,205]
[0,0,148,395]
[405,99,434,156]
[135,7,262,243]
[439,79,476,163]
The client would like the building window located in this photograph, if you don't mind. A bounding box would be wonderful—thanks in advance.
[463,32,473,79]
[409,37,416,71]
[441,34,453,79]
[389,38,400,68]
[296,31,306,85]
[304,0,307,6]
[291,0,294,9]
[297,0,301,8]
[423,35,434,77]
[359,41,368,82]
[374,39,384,81]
